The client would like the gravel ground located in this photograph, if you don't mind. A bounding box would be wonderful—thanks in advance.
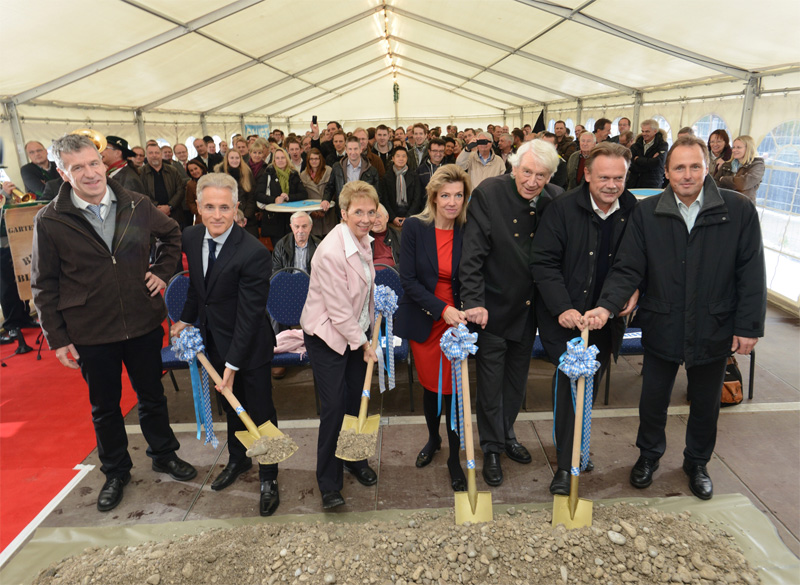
[33,502,760,585]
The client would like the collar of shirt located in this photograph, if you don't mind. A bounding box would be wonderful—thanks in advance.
[675,186,705,230]
[70,186,114,218]
[343,224,373,258]
[204,223,234,248]
[590,195,620,220]
[477,151,493,165]
[346,159,362,172]
[294,241,308,251]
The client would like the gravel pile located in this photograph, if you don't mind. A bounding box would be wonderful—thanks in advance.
[246,435,299,465]
[33,502,760,585]
[335,429,378,461]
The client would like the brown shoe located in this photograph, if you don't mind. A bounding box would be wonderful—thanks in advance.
[271,367,286,379]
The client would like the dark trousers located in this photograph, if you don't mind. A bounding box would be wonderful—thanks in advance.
[552,327,612,470]
[75,326,180,479]
[207,334,277,481]
[474,312,535,454]
[304,332,368,493]
[0,246,27,330]
[636,349,728,465]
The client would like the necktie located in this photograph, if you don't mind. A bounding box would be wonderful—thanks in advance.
[87,204,103,220]
[205,239,217,285]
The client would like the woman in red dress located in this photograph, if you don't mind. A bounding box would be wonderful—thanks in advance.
[395,165,472,491]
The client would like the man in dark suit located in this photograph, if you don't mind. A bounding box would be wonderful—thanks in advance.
[171,172,280,517]
[460,139,563,487]
[191,137,223,172]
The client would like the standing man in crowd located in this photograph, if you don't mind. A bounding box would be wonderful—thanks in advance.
[460,140,562,487]
[554,121,577,161]
[129,146,146,172]
[628,119,668,188]
[31,134,196,513]
[141,142,185,225]
[192,137,223,172]
[20,141,60,196]
[594,118,612,143]
[321,135,379,213]
[610,117,631,144]
[567,131,596,190]
[416,137,446,190]
[101,136,145,193]
[584,136,766,500]
[172,173,281,516]
[372,124,393,169]
[531,142,639,495]
[173,143,190,172]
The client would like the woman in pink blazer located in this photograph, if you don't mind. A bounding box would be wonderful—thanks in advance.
[300,181,380,510]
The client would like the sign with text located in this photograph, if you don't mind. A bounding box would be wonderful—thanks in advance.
[5,204,44,301]
[244,124,271,139]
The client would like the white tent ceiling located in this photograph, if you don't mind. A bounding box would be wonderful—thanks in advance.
[4,0,800,122]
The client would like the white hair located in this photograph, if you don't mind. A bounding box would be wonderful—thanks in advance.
[196,172,238,205]
[289,211,312,225]
[508,139,560,175]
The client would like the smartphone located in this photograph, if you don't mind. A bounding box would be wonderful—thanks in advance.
[312,115,317,125]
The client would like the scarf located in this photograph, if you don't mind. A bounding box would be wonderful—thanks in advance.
[731,159,741,173]
[248,158,264,178]
[275,164,292,195]
[105,159,127,176]
[394,166,408,207]
[228,166,241,182]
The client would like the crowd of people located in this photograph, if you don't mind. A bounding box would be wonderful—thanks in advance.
[0,116,767,517]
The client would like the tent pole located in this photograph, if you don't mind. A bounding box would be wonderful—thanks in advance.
[576,98,583,126]
[200,114,209,138]
[240,116,246,137]
[632,92,643,133]
[739,77,759,136]
[135,109,146,148]
[5,102,27,169]
[519,107,524,128]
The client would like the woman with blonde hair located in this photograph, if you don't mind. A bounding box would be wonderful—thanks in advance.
[300,181,380,510]
[712,135,764,203]
[395,164,472,492]
[300,147,335,236]
[257,146,307,246]
[217,148,258,237]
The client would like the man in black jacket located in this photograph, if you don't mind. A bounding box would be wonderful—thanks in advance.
[628,119,668,188]
[460,140,562,487]
[20,141,60,196]
[585,136,766,500]
[531,142,639,496]
[101,136,145,194]
[172,173,281,516]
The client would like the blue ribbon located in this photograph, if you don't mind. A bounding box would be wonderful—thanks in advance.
[172,327,219,449]
[374,285,398,394]
[440,323,478,451]
[554,336,600,474]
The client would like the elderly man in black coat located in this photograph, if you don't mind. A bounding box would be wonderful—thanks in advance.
[531,142,639,496]
[585,136,766,500]
[460,140,563,487]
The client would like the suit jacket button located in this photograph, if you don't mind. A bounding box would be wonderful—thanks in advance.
[525,300,531,306]
[514,233,519,237]
[513,219,517,223]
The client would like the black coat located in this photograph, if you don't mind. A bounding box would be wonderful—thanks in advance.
[180,224,275,369]
[256,166,308,240]
[323,157,379,210]
[628,131,668,188]
[378,166,425,221]
[597,176,766,367]
[531,183,637,364]
[271,232,320,274]
[395,217,463,343]
[460,174,562,341]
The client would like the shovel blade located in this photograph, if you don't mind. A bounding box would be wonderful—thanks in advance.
[454,491,493,525]
[235,421,283,449]
[552,494,593,529]
[340,413,381,435]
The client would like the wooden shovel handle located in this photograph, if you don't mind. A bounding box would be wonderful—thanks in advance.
[569,328,591,473]
[357,314,383,424]
[195,351,260,438]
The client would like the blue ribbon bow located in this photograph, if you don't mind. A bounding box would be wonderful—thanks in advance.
[172,327,218,449]
[440,323,478,452]
[554,336,600,475]
[374,285,398,394]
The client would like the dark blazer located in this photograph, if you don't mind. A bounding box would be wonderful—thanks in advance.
[460,174,562,342]
[180,224,275,370]
[256,166,308,239]
[191,153,223,173]
[396,217,463,343]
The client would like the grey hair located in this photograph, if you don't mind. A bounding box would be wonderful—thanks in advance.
[477,131,493,142]
[500,133,514,143]
[377,203,389,217]
[641,118,659,131]
[289,210,312,224]
[196,172,238,205]
[51,134,98,171]
[508,139,560,175]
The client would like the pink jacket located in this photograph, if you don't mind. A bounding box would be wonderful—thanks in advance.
[300,223,375,355]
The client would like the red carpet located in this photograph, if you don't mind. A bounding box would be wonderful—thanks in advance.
[0,329,138,551]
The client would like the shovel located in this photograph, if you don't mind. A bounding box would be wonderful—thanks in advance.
[194,352,297,464]
[552,327,592,529]
[336,314,383,462]
[454,357,493,525]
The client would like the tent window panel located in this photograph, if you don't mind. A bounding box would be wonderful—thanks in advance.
[186,137,197,160]
[692,114,728,142]
[565,118,575,135]
[548,119,555,132]
[651,115,673,148]
[584,118,596,134]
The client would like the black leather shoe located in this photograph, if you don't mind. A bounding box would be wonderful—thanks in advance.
[211,459,252,491]
[415,437,442,468]
[0,328,20,345]
[97,472,131,512]
[321,490,345,509]
[260,480,280,516]
[344,464,377,486]
[630,455,659,489]
[451,477,467,492]
[549,469,570,496]
[683,462,713,500]
[504,441,532,464]
[585,458,595,472]
[152,457,197,481]
[482,453,503,486]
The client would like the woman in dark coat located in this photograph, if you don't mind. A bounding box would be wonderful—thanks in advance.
[712,135,764,203]
[395,164,472,492]
[184,159,207,225]
[378,146,424,228]
[257,147,307,247]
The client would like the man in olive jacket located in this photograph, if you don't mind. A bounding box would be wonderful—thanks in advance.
[585,136,766,501]
[460,140,562,487]
[531,142,639,496]
[31,134,196,513]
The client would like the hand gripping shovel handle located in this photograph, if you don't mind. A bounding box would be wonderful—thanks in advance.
[568,327,591,517]
[356,313,383,431]
[195,352,261,440]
